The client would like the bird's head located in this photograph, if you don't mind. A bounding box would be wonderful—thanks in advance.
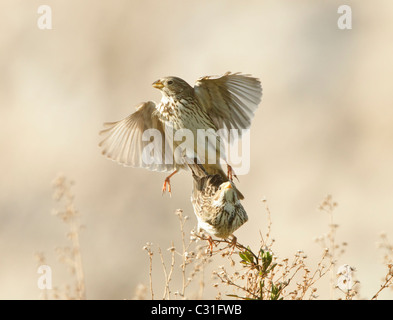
[152,76,193,98]
[214,181,238,205]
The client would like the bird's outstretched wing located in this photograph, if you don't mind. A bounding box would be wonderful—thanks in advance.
[99,101,181,172]
[194,72,262,138]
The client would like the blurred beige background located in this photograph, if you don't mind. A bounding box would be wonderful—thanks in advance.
[1,0,393,299]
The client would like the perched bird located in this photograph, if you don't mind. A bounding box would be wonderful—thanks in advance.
[99,72,262,195]
[187,159,248,251]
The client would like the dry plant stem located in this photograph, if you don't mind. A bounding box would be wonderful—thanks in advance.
[143,244,154,300]
[195,233,258,261]
[175,210,194,297]
[143,210,211,300]
[260,199,273,248]
[373,234,393,299]
[216,271,260,300]
[198,265,205,299]
[328,209,336,299]
[179,212,187,296]
[212,237,332,300]
[149,253,154,300]
[68,202,86,300]
[158,243,176,300]
[299,249,333,300]
[318,195,339,299]
[371,267,393,300]
[52,175,86,300]
[208,199,337,300]
[141,196,393,300]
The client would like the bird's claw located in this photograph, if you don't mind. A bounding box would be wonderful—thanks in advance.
[162,178,172,197]
[227,164,239,182]
[162,169,178,197]
[207,235,215,256]
[228,235,238,255]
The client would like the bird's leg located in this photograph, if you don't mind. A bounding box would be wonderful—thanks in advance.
[228,235,238,255]
[207,235,215,255]
[226,164,239,182]
[162,169,178,196]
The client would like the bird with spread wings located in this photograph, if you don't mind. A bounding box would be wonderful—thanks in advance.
[99,72,262,196]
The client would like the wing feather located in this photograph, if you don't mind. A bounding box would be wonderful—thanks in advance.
[194,72,262,138]
[99,101,181,172]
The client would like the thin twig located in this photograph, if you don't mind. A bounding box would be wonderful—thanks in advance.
[371,267,393,300]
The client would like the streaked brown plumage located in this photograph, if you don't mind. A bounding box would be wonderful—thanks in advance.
[99,72,262,195]
[188,160,248,245]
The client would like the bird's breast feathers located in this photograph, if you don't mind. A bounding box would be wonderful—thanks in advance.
[157,95,176,119]
[157,95,214,129]
[212,199,236,215]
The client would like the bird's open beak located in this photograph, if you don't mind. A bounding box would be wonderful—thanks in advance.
[152,79,164,89]
[223,182,233,190]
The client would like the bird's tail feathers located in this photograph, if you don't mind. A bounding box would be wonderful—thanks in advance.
[185,156,209,179]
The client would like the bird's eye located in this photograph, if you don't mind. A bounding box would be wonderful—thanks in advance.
[167,80,173,85]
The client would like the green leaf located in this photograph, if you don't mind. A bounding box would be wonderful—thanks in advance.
[270,283,282,300]
[266,263,277,273]
[259,280,265,299]
[239,249,255,264]
[239,252,252,264]
[261,250,273,272]
[239,252,247,261]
